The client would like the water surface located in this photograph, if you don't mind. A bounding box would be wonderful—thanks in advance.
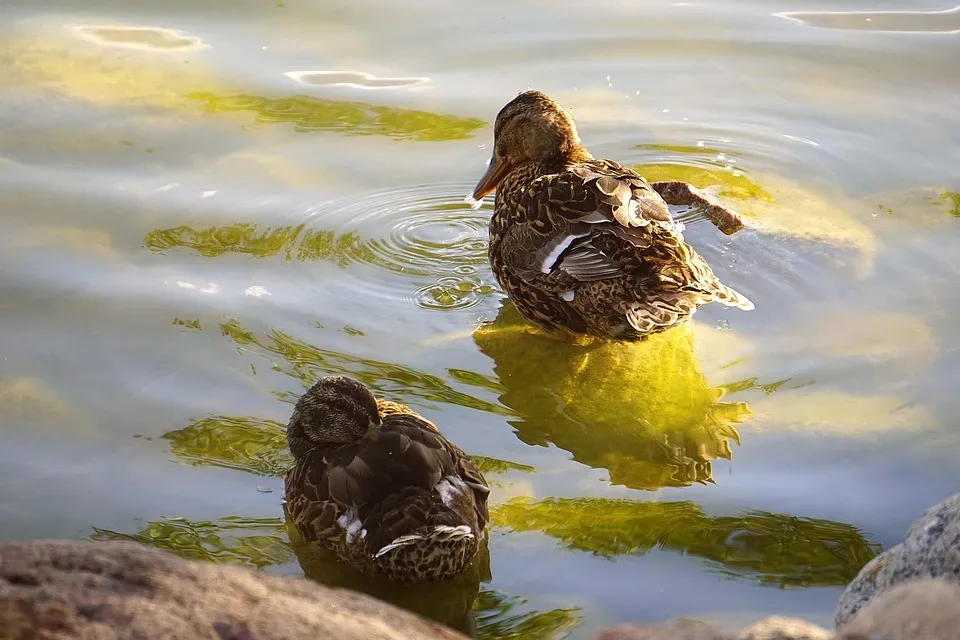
[1,0,959,637]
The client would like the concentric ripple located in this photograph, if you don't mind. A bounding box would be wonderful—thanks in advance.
[296,184,499,311]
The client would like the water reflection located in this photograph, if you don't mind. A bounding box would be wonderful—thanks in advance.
[145,223,306,259]
[0,377,97,435]
[71,25,208,52]
[161,413,528,480]
[91,516,292,569]
[157,413,551,636]
[472,302,751,489]
[942,192,960,217]
[284,70,430,90]
[191,92,485,141]
[473,591,580,640]
[493,497,881,587]
[216,318,511,414]
[164,415,290,477]
[287,520,489,635]
[632,162,877,278]
[144,191,498,310]
[775,5,960,34]
[1,28,224,109]
[91,511,576,638]
[632,163,773,203]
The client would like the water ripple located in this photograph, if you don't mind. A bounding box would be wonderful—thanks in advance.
[297,184,498,311]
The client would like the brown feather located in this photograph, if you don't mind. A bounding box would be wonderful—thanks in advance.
[482,92,753,341]
[283,380,489,583]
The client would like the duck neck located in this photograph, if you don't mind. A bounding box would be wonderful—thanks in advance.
[564,144,593,165]
[495,146,593,207]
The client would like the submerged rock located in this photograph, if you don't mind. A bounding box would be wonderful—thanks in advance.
[837,492,960,626]
[593,620,732,639]
[0,539,466,640]
[836,579,960,640]
[738,616,832,640]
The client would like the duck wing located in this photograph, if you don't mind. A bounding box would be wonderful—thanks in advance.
[497,159,675,287]
[284,409,490,552]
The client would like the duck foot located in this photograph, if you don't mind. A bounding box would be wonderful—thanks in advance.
[649,181,746,235]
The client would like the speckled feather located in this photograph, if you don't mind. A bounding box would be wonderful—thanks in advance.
[484,91,753,341]
[284,380,489,583]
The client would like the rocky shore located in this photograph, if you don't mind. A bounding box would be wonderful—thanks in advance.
[2,492,959,640]
[603,491,960,640]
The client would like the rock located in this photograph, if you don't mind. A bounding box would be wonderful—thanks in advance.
[835,544,900,627]
[593,620,732,639]
[739,616,833,640]
[837,579,960,640]
[890,493,960,584]
[0,539,467,640]
[837,491,960,626]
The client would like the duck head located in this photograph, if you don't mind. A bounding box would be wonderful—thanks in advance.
[472,90,588,200]
[287,376,380,458]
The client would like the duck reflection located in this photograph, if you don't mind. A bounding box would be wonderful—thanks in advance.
[493,497,881,587]
[93,510,577,638]
[473,590,579,639]
[286,518,490,636]
[90,516,292,569]
[161,413,545,636]
[473,301,751,489]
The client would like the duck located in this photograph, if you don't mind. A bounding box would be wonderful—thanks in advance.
[469,90,754,342]
[283,375,490,583]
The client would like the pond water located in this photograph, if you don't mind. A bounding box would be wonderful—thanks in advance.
[1,0,959,637]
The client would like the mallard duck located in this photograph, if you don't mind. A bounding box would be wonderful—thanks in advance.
[283,376,490,583]
[470,90,754,342]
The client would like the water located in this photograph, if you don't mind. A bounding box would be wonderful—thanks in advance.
[1,0,959,637]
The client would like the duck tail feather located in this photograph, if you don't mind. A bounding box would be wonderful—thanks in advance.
[374,525,474,559]
[711,282,754,311]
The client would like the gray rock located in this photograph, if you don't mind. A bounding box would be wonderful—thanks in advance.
[837,491,960,627]
[738,616,833,640]
[835,543,900,627]
[890,493,960,585]
[0,539,467,640]
[836,579,960,640]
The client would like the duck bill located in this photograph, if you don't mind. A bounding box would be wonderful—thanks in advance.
[472,156,512,200]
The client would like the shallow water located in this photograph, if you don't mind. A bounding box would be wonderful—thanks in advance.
[1,0,959,636]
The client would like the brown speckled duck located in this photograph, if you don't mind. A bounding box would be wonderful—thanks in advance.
[283,376,489,583]
[470,90,754,342]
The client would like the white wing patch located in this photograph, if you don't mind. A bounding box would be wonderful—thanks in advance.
[540,234,578,273]
[434,475,469,508]
[560,290,575,302]
[336,508,364,544]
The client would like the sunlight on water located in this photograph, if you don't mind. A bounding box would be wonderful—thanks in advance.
[775,5,960,34]
[284,70,431,90]
[144,184,499,310]
[473,303,751,489]
[1,0,959,637]
[493,497,880,587]
[192,92,485,140]
[0,23,221,109]
[71,25,208,52]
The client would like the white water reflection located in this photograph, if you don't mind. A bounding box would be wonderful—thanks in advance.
[776,5,960,34]
[71,25,208,51]
[284,70,430,90]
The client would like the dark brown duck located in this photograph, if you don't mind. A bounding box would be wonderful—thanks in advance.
[283,376,489,583]
[471,90,754,342]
